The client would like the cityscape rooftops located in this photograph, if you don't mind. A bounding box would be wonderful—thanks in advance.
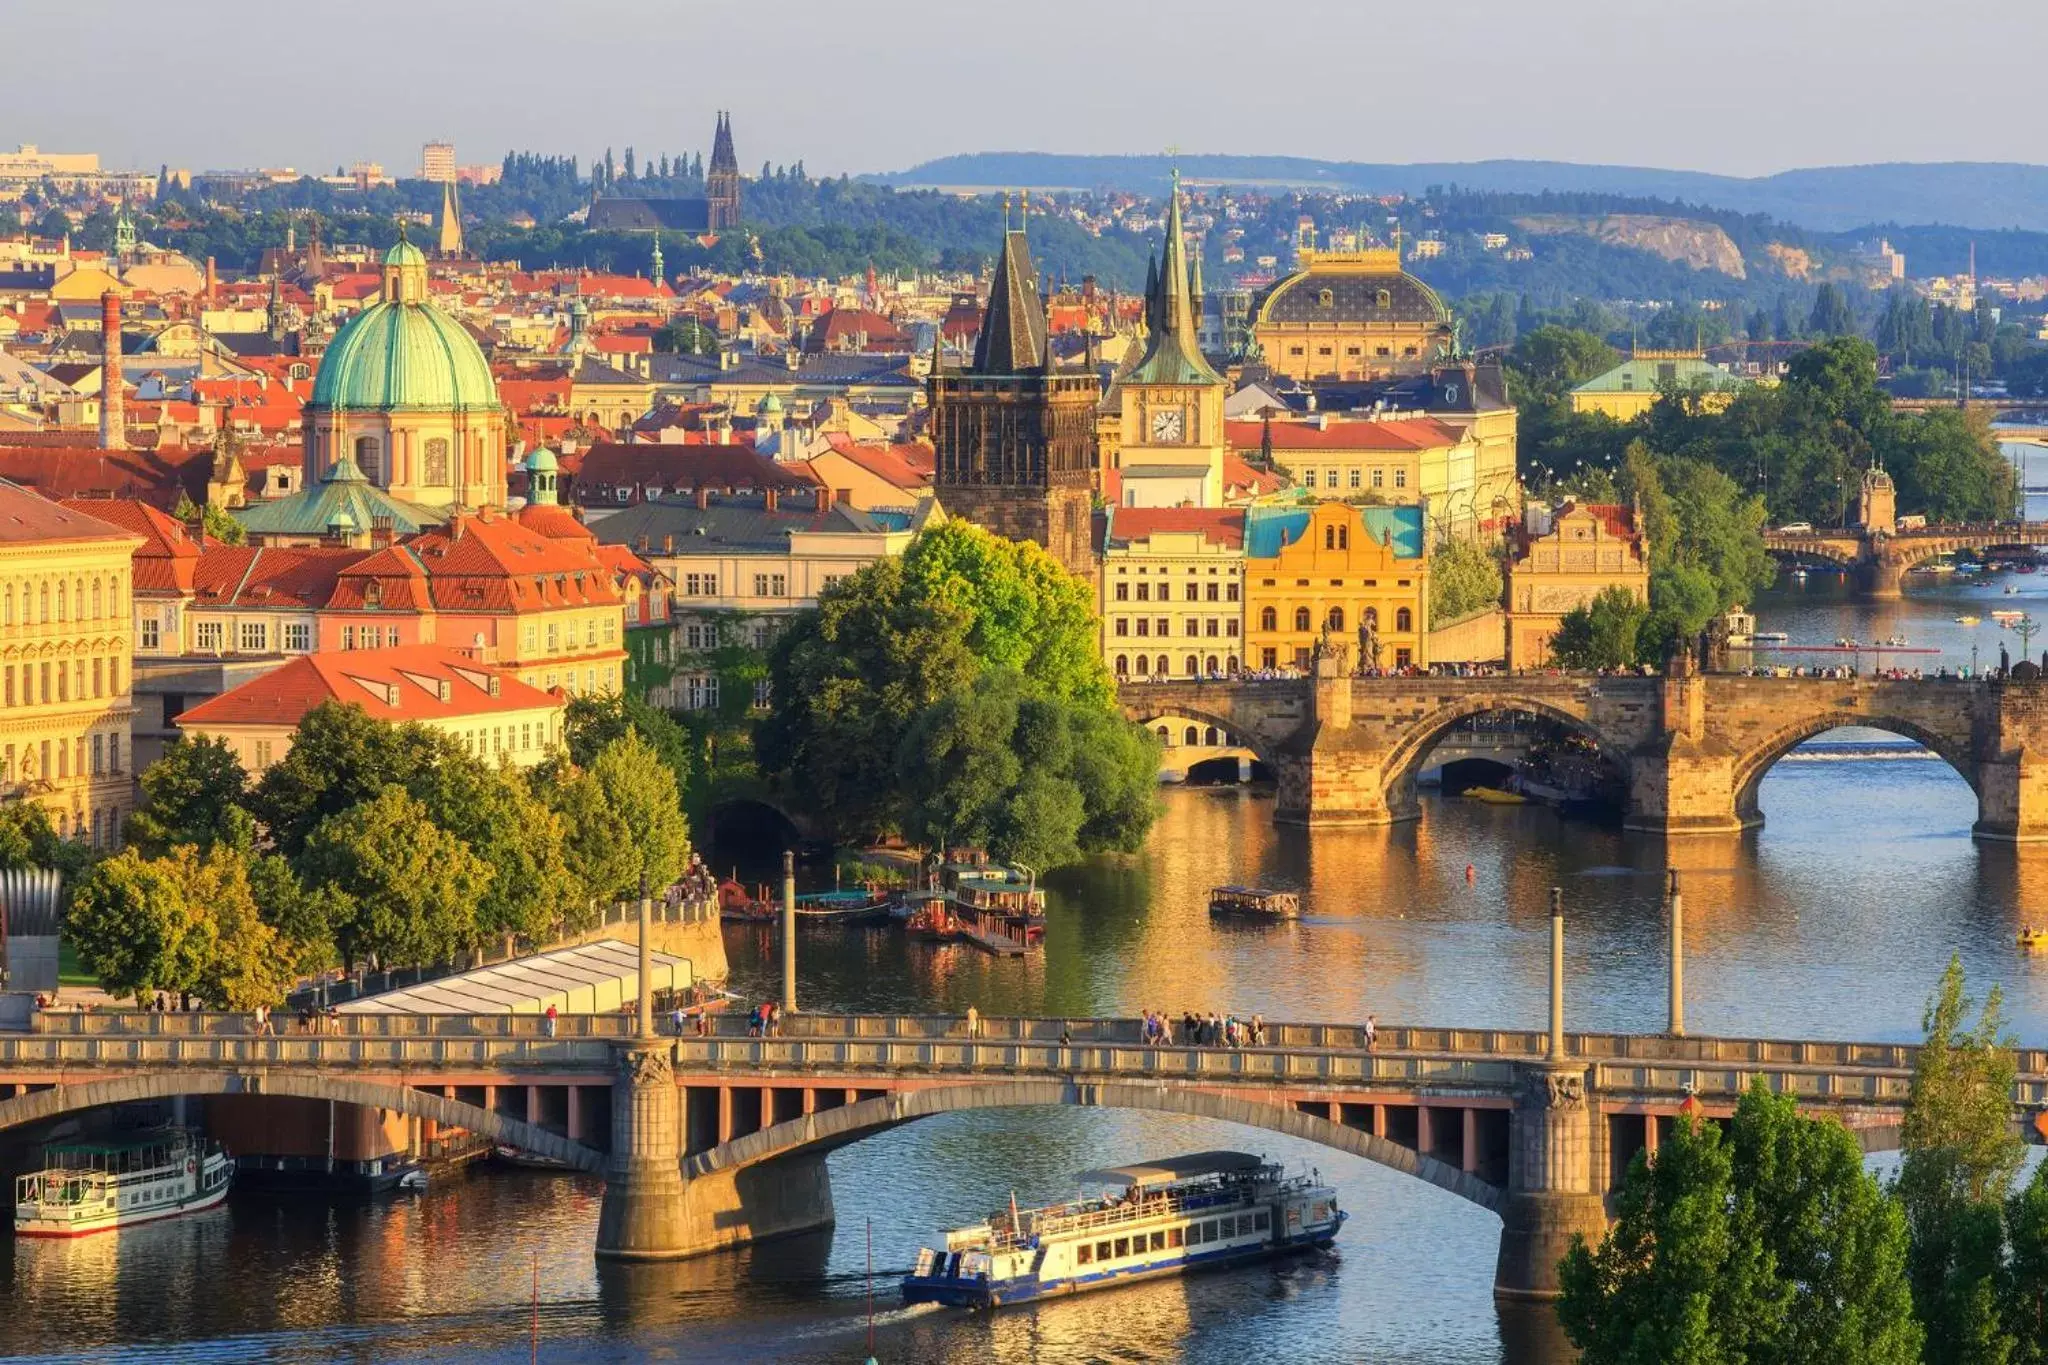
[176,643,559,731]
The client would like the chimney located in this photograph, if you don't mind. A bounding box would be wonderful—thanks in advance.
[694,486,710,511]
[204,256,217,307]
[98,291,125,450]
[834,487,851,507]
[370,514,395,549]
[763,487,779,513]
[663,532,676,553]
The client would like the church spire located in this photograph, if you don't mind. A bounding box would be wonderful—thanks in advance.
[1126,168,1220,386]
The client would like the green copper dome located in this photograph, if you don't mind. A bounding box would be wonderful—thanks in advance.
[384,238,427,270]
[308,296,498,413]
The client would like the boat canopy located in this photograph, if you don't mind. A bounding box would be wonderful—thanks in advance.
[1075,1151,1265,1188]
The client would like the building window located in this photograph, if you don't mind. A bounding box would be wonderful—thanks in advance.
[1394,469,1407,488]
[1186,618,1201,637]
[1372,469,1384,488]
[1205,619,1218,637]
[1375,289,1392,309]
[283,622,312,651]
[523,624,537,652]
[1227,619,1239,637]
[1293,607,1311,631]
[1396,647,1412,668]
[1114,618,1128,637]
[423,437,450,485]
[240,621,267,652]
[1134,655,1148,674]
[1227,582,1240,603]
[683,674,721,710]
[1185,583,1199,602]
[385,626,400,647]
[1327,607,1345,632]
[1396,607,1413,632]
[1259,606,1276,631]
[1114,582,1128,601]
[354,436,380,483]
[1349,469,1362,489]
[1183,661,1197,682]
[91,734,103,776]
[254,740,273,770]
[1114,655,1129,676]
[1136,618,1149,637]
[196,620,224,653]
[1205,582,1218,602]
[1136,582,1150,602]
[546,623,559,652]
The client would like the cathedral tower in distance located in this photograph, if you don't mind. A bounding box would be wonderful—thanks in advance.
[707,111,741,230]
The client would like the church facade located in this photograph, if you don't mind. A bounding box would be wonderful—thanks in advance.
[586,112,742,233]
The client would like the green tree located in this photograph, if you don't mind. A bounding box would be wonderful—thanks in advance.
[545,763,638,910]
[299,785,491,970]
[561,692,691,797]
[1508,325,1621,403]
[2003,1163,2048,1362]
[184,845,298,1010]
[1549,586,1647,670]
[252,702,465,857]
[64,850,213,1002]
[0,802,68,873]
[126,736,252,857]
[587,732,692,899]
[1560,1086,1920,1365]
[247,852,343,975]
[1428,534,1504,622]
[1809,282,1856,337]
[170,492,247,546]
[413,759,587,945]
[1897,956,2026,1364]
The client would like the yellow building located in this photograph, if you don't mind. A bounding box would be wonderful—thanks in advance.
[1100,508,1246,681]
[1504,502,1649,669]
[1251,249,1454,383]
[0,483,142,847]
[1568,349,1751,421]
[1244,501,1429,673]
[174,645,565,774]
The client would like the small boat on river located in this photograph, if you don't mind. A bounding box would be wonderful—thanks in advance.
[1464,785,1527,805]
[902,1151,1343,1309]
[1957,615,1982,626]
[2020,927,2048,951]
[1208,886,1301,921]
[13,1129,232,1237]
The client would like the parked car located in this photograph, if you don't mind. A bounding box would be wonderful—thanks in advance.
[1776,521,1814,533]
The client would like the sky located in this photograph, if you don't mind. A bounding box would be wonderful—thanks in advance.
[9,0,2046,180]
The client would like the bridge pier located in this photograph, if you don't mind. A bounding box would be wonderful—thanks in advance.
[1857,556,1905,600]
[1494,1062,1607,1300]
[596,1042,689,1259]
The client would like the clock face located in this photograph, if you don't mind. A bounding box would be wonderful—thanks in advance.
[1150,407,1186,443]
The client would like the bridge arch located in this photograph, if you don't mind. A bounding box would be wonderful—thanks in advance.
[682,1078,1504,1214]
[1377,693,1630,820]
[1762,541,1858,569]
[0,1070,604,1171]
[1731,712,1977,826]
[1123,704,1276,768]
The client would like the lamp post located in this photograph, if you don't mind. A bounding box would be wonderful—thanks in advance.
[781,849,797,1015]
[1548,886,1566,1061]
[1666,870,1684,1037]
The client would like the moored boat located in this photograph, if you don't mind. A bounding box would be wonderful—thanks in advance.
[901,1152,1343,1309]
[1464,785,1527,805]
[13,1129,232,1237]
[1208,885,1302,921]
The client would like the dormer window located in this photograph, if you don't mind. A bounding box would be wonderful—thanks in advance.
[1375,289,1392,309]
[1317,289,1334,308]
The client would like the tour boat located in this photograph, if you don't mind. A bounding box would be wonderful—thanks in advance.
[902,1152,1344,1309]
[1208,885,1302,921]
[13,1129,232,1237]
[1957,615,1982,626]
[1994,609,2025,625]
[1464,785,1527,805]
[1753,631,1790,644]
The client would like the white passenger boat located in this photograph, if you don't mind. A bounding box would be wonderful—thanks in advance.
[13,1129,232,1237]
[901,1151,1343,1309]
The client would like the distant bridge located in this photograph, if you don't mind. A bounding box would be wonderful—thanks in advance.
[1761,521,2048,598]
[1121,671,2048,836]
[4,1010,2045,1299]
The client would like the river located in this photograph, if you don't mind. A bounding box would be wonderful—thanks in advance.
[8,577,2048,1363]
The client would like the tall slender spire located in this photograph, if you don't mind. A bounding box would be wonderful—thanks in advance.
[1125,168,1220,385]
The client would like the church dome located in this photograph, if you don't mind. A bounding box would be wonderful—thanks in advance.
[525,446,560,474]
[308,229,498,414]
[1258,251,1450,327]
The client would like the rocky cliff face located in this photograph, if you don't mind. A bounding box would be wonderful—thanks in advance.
[1514,214,1747,277]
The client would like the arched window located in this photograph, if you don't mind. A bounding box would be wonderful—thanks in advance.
[1156,655,1168,676]
[1204,725,1219,745]
[1184,725,1199,746]
[354,436,381,483]
[1115,654,1129,676]
[1135,655,1149,674]
[1205,655,1219,676]
[1338,526,1350,550]
[1259,606,1277,631]
[91,579,102,618]
[1375,288,1392,309]
[1293,607,1311,632]
[1365,607,1380,629]
[1184,655,1198,677]
[1227,654,1239,673]
[1327,607,1345,633]
[423,437,450,486]
[1396,607,1413,632]
[1324,525,1336,550]
[55,580,66,621]
[39,582,49,624]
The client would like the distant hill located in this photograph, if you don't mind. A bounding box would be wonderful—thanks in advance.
[875,154,2048,233]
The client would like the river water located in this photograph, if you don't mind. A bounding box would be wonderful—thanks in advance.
[10,575,2048,1364]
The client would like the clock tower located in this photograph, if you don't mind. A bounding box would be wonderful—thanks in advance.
[1115,170,1226,508]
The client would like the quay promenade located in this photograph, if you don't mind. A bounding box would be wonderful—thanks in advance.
[3,1008,2043,1298]
[1120,667,2048,837]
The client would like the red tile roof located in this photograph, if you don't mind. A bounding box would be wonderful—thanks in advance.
[58,496,199,591]
[192,544,373,610]
[354,510,624,613]
[575,441,808,498]
[1224,417,1462,453]
[0,480,138,546]
[0,445,209,508]
[814,434,934,491]
[1107,507,1245,549]
[177,645,560,730]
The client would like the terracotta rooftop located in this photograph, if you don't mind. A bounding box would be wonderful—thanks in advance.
[0,479,138,546]
[177,644,560,730]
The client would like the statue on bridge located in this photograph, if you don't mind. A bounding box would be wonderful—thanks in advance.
[1315,627,1353,680]
[1354,616,1381,677]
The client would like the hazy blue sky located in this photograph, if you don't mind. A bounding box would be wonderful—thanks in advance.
[9,0,2043,179]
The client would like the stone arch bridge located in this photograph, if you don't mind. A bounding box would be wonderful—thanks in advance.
[6,1011,2047,1300]
[1121,671,2048,837]
[1762,523,2048,598]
